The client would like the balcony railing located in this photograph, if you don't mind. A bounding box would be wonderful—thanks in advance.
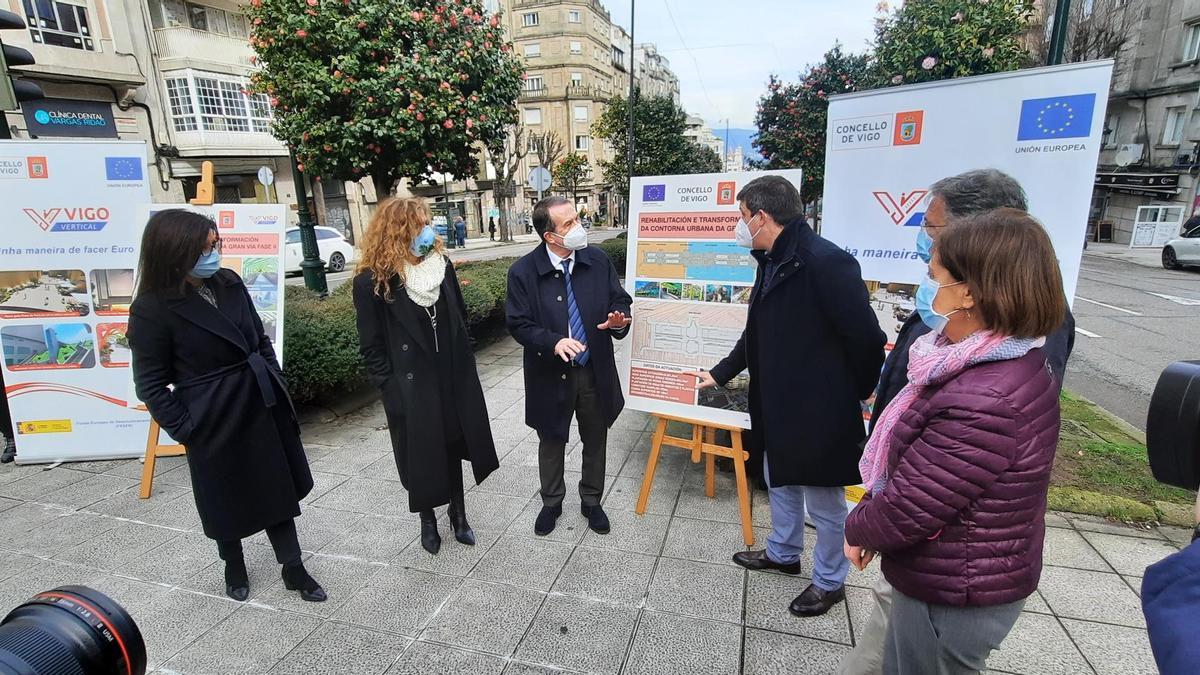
[154,27,255,69]
[519,84,613,102]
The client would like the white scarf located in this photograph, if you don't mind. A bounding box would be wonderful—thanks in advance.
[402,254,446,307]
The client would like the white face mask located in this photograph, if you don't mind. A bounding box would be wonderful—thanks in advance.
[735,212,763,249]
[558,224,588,251]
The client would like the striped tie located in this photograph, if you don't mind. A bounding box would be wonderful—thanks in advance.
[562,259,589,366]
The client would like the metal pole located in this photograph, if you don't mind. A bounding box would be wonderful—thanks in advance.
[289,151,328,295]
[724,118,730,170]
[626,0,636,204]
[443,176,456,249]
[1047,0,1071,66]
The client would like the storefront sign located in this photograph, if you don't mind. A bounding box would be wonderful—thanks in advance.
[23,99,118,139]
[1095,172,1180,188]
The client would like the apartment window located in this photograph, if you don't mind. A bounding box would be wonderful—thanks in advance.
[575,135,590,151]
[524,108,542,125]
[1164,107,1187,145]
[568,10,581,23]
[522,12,538,27]
[23,0,94,50]
[166,71,273,133]
[524,43,541,57]
[571,72,583,86]
[158,1,248,39]
[525,75,545,91]
[1186,24,1200,61]
[1103,113,1120,148]
[574,105,588,122]
[570,41,582,55]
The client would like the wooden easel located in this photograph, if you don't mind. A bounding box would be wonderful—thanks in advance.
[138,162,213,499]
[635,413,754,546]
[139,419,186,499]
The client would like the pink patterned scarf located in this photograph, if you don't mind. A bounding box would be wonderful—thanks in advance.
[860,329,1045,495]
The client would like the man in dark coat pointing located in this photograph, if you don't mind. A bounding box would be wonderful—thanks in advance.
[507,196,632,537]
[693,175,886,618]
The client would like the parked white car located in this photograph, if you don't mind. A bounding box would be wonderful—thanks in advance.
[284,227,356,273]
[1162,222,1200,269]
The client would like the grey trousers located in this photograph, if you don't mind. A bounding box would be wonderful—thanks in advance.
[838,574,893,675]
[538,365,607,508]
[884,587,1024,675]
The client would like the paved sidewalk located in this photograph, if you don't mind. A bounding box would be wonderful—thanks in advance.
[1083,242,1165,269]
[0,336,1186,673]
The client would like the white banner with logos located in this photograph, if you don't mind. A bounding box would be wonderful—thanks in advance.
[618,170,804,430]
[0,140,151,463]
[822,61,1113,346]
[138,204,289,364]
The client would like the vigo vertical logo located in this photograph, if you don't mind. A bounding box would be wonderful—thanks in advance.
[872,190,928,226]
[23,207,112,232]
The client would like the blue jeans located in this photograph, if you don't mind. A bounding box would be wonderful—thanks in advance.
[764,455,850,591]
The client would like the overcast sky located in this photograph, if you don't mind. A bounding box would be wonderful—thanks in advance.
[604,0,881,129]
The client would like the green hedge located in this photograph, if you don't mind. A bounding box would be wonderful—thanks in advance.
[595,233,629,276]
[282,258,516,404]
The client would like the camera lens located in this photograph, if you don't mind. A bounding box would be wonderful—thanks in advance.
[0,585,146,675]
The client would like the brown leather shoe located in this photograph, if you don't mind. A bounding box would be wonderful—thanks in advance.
[789,583,845,617]
[732,549,802,575]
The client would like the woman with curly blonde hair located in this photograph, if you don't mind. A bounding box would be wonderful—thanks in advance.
[352,198,499,555]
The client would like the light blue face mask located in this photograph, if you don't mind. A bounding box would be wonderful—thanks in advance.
[916,227,934,264]
[914,275,963,334]
[411,225,437,258]
[191,250,221,279]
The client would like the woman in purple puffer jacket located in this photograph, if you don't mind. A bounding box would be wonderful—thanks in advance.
[844,208,1067,675]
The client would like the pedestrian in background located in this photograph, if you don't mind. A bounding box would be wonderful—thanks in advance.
[454,215,467,248]
[506,195,632,537]
[129,209,325,603]
[0,369,14,463]
[489,216,497,241]
[845,209,1066,674]
[842,169,1077,675]
[353,198,499,555]
[692,175,886,618]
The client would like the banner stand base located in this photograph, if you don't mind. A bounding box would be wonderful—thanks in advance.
[636,413,754,546]
[139,419,186,499]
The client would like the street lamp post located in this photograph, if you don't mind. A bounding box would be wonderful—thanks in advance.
[626,0,636,218]
[1047,0,1072,66]
[288,151,328,296]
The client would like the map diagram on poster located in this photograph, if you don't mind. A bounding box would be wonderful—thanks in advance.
[619,170,803,429]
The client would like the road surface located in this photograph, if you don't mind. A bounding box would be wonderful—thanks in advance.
[1065,255,1200,430]
[286,229,626,292]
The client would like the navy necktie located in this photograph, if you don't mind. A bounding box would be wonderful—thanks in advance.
[562,259,589,366]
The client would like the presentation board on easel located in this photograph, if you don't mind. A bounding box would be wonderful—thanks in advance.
[616,170,804,429]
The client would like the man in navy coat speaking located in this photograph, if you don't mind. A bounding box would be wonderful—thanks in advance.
[506,196,633,536]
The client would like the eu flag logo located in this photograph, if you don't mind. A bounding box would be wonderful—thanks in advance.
[1017,94,1096,141]
[105,156,143,181]
[642,184,666,202]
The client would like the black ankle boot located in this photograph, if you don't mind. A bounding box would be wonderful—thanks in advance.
[420,509,442,555]
[224,557,249,602]
[281,561,326,602]
[448,494,476,546]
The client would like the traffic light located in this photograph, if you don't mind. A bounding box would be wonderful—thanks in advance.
[1,9,43,114]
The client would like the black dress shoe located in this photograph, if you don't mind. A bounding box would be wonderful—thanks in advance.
[789,583,845,617]
[419,510,442,554]
[448,498,476,546]
[282,561,327,602]
[581,504,610,534]
[224,558,249,602]
[732,549,802,575]
[534,505,562,536]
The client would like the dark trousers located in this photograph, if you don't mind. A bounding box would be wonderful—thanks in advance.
[216,518,302,566]
[538,365,607,508]
[0,368,12,445]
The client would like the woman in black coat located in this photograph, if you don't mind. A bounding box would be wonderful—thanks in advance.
[129,210,325,603]
[352,198,499,555]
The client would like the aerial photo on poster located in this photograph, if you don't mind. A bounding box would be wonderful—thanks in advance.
[0,270,90,319]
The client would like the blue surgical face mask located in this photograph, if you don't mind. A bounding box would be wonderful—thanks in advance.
[191,250,221,279]
[411,225,437,258]
[914,275,964,334]
[916,227,934,263]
